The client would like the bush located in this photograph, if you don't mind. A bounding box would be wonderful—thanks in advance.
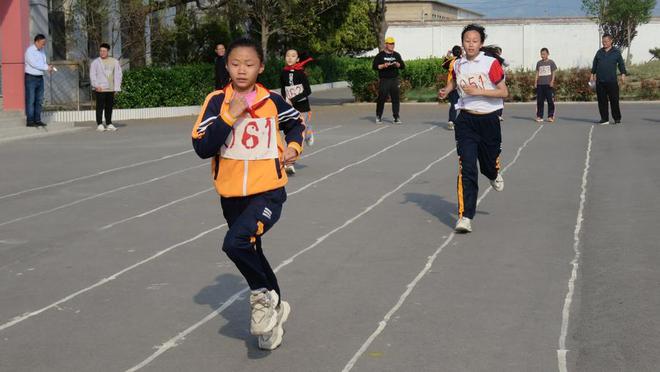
[639,79,660,100]
[553,68,594,101]
[115,64,214,108]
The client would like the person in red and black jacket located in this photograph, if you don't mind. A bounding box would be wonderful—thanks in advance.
[372,36,405,124]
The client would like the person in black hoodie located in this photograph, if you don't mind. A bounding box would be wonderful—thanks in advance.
[280,49,313,175]
[372,36,405,124]
[214,43,229,90]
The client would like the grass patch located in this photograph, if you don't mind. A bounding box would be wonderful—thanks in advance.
[406,86,438,102]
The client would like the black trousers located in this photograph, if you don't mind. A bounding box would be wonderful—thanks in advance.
[536,85,555,118]
[95,91,115,125]
[220,187,286,300]
[376,77,400,118]
[455,111,502,220]
[596,81,621,122]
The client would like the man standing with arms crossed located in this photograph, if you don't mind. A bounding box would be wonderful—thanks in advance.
[24,34,53,127]
[591,34,627,125]
[372,36,405,124]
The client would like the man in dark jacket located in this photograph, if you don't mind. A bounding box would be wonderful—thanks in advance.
[372,36,405,124]
[590,34,627,125]
[214,43,229,90]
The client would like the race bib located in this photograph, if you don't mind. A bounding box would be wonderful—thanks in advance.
[221,117,279,160]
[457,72,488,94]
[539,65,552,76]
[285,84,304,100]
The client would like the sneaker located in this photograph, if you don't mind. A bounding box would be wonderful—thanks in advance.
[393,117,402,125]
[106,123,117,131]
[614,120,621,125]
[547,117,555,123]
[250,289,279,336]
[455,217,472,233]
[499,116,504,122]
[27,122,39,127]
[284,164,296,175]
[447,121,455,130]
[375,117,383,124]
[96,124,106,132]
[258,300,290,350]
[490,173,504,192]
[536,117,543,123]
[305,131,315,146]
[598,120,610,125]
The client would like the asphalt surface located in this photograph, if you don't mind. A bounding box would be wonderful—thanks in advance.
[0,96,659,372]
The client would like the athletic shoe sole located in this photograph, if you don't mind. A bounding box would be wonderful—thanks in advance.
[258,301,290,350]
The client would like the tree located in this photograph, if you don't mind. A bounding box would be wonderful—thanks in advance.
[221,0,338,61]
[582,0,656,63]
[368,0,387,50]
[651,47,660,60]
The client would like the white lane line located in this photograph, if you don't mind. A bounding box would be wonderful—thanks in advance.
[0,164,207,228]
[97,125,377,231]
[126,147,457,372]
[0,125,434,333]
[557,125,594,372]
[315,125,343,134]
[342,125,544,372]
[0,150,193,201]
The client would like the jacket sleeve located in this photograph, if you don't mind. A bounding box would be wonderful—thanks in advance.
[191,91,234,159]
[114,60,123,91]
[591,52,599,74]
[90,59,99,89]
[290,71,312,103]
[617,52,627,75]
[280,70,287,98]
[372,53,382,71]
[273,94,305,155]
[396,52,405,70]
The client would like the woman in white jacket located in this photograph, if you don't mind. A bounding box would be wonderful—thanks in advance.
[90,43,122,131]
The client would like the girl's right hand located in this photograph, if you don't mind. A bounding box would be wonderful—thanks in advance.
[438,88,448,100]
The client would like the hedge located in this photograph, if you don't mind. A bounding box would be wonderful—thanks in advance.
[116,55,371,109]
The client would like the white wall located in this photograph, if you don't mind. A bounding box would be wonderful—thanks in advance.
[383,18,660,70]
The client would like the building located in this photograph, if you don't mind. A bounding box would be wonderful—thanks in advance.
[385,0,483,23]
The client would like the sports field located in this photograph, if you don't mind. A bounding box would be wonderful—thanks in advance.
[1,97,659,371]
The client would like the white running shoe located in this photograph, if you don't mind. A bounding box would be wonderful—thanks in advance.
[375,117,383,124]
[96,124,106,132]
[455,217,472,233]
[250,289,279,336]
[284,164,296,175]
[490,173,504,192]
[598,120,610,125]
[393,117,402,125]
[106,124,117,131]
[535,117,543,123]
[305,132,315,146]
[447,121,455,130]
[258,300,290,350]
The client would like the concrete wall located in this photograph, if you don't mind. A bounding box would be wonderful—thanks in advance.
[383,17,660,69]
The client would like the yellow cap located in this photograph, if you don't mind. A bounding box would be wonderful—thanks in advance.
[384,37,395,44]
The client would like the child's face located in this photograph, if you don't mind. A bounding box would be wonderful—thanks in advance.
[227,46,264,92]
[462,31,483,59]
[285,50,299,66]
[541,50,549,60]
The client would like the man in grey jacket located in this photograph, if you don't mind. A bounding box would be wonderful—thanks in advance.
[90,43,123,131]
[590,34,627,125]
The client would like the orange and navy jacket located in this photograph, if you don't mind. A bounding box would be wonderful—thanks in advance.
[191,83,305,197]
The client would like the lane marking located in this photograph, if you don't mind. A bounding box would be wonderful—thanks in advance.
[98,125,380,230]
[0,164,207,228]
[342,125,544,372]
[0,126,436,333]
[0,150,193,201]
[126,145,457,372]
[558,125,594,372]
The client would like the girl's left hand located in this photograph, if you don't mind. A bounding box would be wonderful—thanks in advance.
[282,147,298,165]
[462,85,482,96]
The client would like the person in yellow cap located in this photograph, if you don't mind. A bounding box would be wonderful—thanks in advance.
[372,36,405,124]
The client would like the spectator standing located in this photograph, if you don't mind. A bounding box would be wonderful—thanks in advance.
[535,48,557,123]
[591,34,627,125]
[24,34,53,127]
[90,43,123,132]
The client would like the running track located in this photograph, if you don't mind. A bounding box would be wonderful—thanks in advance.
[1,99,659,371]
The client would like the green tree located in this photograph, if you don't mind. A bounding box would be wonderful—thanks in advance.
[582,0,656,63]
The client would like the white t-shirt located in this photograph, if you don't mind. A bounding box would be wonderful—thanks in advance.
[453,52,505,113]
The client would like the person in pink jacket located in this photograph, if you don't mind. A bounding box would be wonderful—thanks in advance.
[90,43,123,132]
